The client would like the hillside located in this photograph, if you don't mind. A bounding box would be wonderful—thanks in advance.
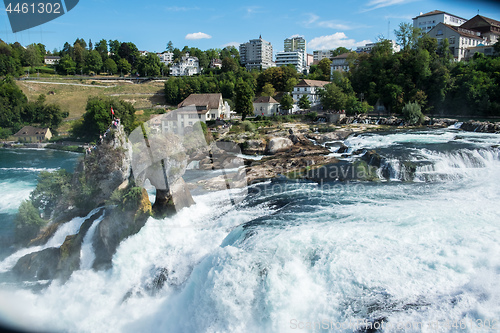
[15,78,168,134]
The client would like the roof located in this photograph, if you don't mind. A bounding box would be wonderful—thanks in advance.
[441,23,484,39]
[461,15,500,29]
[295,79,330,88]
[413,10,466,21]
[254,96,279,104]
[44,56,60,59]
[178,93,223,110]
[14,126,50,137]
[331,53,352,60]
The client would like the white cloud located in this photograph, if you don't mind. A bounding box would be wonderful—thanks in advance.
[309,32,371,50]
[222,42,240,48]
[303,13,352,30]
[289,34,304,38]
[185,32,212,40]
[363,0,414,11]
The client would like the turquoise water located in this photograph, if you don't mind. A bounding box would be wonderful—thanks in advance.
[0,148,80,248]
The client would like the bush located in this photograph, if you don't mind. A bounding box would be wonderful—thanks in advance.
[15,200,47,242]
[305,111,318,121]
[241,120,256,132]
[402,102,424,125]
[0,127,12,139]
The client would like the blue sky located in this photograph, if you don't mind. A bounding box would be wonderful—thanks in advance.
[1,0,500,54]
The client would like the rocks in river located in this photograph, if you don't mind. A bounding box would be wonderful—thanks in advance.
[361,150,383,168]
[12,248,60,281]
[265,137,294,155]
[460,120,500,133]
[242,139,266,155]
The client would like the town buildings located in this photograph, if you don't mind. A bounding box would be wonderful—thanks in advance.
[413,10,467,34]
[169,53,200,76]
[427,14,500,61]
[14,126,52,142]
[253,96,280,116]
[292,79,330,108]
[157,52,174,66]
[239,36,274,70]
[275,51,305,73]
[355,40,400,53]
[162,93,228,135]
[44,56,60,65]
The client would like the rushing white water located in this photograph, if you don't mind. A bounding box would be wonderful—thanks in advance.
[79,213,106,270]
[1,129,500,333]
[0,208,103,273]
[0,180,34,214]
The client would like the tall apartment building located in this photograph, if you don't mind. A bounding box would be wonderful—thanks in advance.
[283,36,307,71]
[284,36,306,52]
[239,36,274,70]
[275,51,305,73]
[313,50,333,63]
[413,10,467,33]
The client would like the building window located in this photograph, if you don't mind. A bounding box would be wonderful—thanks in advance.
[437,29,443,36]
[449,36,456,45]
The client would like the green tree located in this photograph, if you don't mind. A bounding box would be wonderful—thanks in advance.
[234,79,254,120]
[0,76,27,128]
[137,53,161,77]
[402,101,424,125]
[94,39,108,61]
[117,58,131,75]
[317,58,332,81]
[261,83,275,97]
[23,44,43,67]
[85,50,103,74]
[15,200,47,243]
[394,23,422,52]
[331,47,350,57]
[167,41,174,52]
[56,54,77,75]
[318,83,348,111]
[222,56,239,73]
[72,97,136,139]
[298,95,311,110]
[280,93,294,113]
[103,58,118,75]
[30,169,72,218]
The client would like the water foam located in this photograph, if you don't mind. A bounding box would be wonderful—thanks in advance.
[0,208,103,273]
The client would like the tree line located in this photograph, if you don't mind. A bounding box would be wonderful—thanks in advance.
[0,76,67,138]
[0,38,241,78]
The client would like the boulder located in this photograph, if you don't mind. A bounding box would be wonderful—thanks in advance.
[265,137,294,155]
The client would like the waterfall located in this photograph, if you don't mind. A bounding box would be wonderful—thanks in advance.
[375,148,499,182]
[0,207,104,273]
[79,212,106,270]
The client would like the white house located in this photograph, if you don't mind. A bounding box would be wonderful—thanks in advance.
[253,96,280,116]
[170,53,200,76]
[292,79,330,107]
[162,94,227,135]
[157,52,174,65]
[413,10,467,34]
[428,23,484,61]
[44,56,60,65]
